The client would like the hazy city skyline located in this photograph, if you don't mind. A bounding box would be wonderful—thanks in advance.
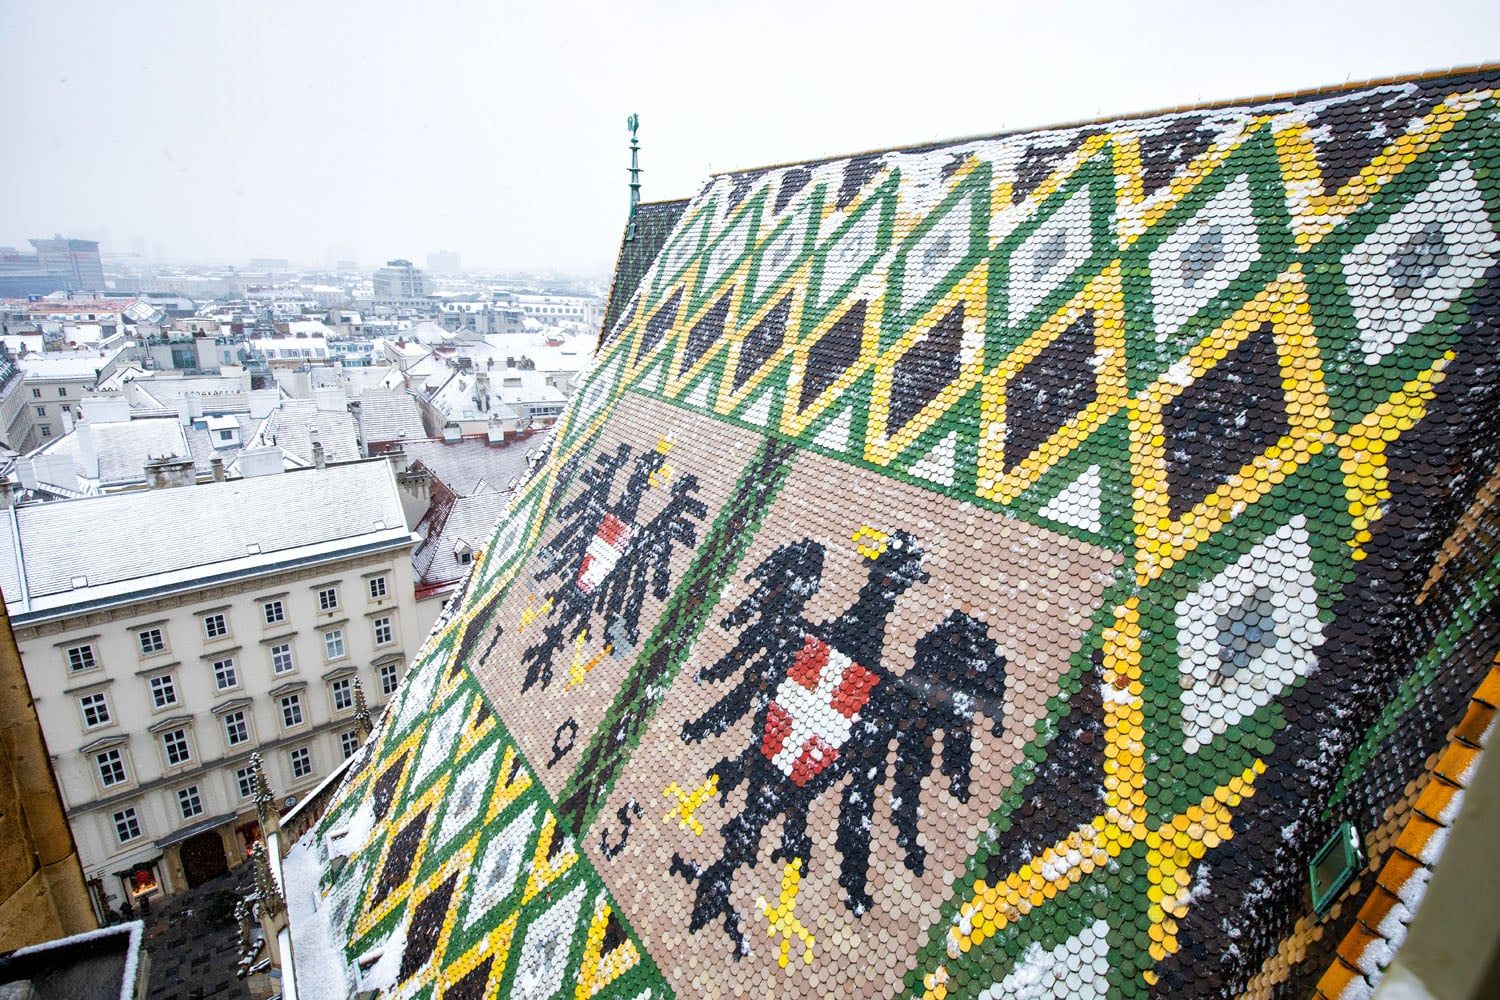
[3,0,1497,272]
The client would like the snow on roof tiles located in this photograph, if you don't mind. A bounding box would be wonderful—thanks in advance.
[2,460,408,615]
[288,67,1500,1000]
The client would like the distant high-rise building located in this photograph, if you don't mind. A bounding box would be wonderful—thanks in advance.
[426,250,462,275]
[371,259,430,301]
[29,236,105,291]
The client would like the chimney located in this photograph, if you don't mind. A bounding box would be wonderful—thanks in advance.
[248,389,279,419]
[442,423,461,443]
[60,407,75,434]
[239,446,285,478]
[314,386,344,413]
[187,391,204,419]
[80,395,131,423]
[144,454,195,490]
[310,427,326,469]
[210,456,226,482]
[77,422,100,479]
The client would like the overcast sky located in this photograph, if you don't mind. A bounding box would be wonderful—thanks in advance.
[2,0,1496,272]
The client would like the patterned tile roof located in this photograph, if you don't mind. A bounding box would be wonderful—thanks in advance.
[286,67,1500,1000]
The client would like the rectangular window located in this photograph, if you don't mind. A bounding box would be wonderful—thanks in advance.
[66,643,97,673]
[138,628,165,655]
[113,808,142,844]
[223,710,250,746]
[368,576,388,600]
[340,730,360,759]
[39,425,51,438]
[289,746,312,779]
[57,387,66,397]
[373,616,393,646]
[177,785,203,819]
[331,678,353,711]
[380,661,399,695]
[203,613,228,640]
[96,749,127,788]
[235,766,255,799]
[280,694,303,729]
[149,673,178,709]
[271,642,294,674]
[79,692,111,728]
[162,728,191,766]
[323,629,345,661]
[263,600,285,625]
[212,657,238,691]
[317,587,339,612]
[30,387,40,398]
[35,405,46,417]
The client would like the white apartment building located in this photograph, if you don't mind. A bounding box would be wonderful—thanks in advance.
[0,459,423,916]
[512,293,600,328]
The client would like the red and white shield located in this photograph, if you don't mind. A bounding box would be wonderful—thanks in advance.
[576,512,632,594]
[761,634,880,787]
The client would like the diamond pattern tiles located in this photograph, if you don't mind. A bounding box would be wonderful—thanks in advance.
[295,68,1500,1000]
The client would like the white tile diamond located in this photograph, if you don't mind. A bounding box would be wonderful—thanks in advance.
[1150,174,1261,341]
[509,881,587,1000]
[433,743,497,851]
[1176,515,1325,754]
[464,802,539,930]
[1343,159,1500,364]
[901,196,973,313]
[1008,185,1095,326]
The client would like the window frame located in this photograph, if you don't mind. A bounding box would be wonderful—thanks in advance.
[176,785,204,820]
[112,807,142,844]
[96,748,127,789]
[161,727,192,767]
[65,643,98,673]
[317,586,339,612]
[137,627,166,656]
[223,710,250,747]
[148,673,178,709]
[234,766,256,799]
[368,576,388,601]
[202,612,229,640]
[323,629,346,662]
[79,691,112,729]
[280,694,304,729]
[373,616,393,646]
[263,599,286,625]
[288,745,312,779]
[379,661,399,695]
[270,642,295,674]
[339,729,360,759]
[211,656,238,691]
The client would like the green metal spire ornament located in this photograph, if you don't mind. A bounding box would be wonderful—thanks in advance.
[626,113,641,241]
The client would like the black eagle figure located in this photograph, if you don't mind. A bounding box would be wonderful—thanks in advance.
[594,473,708,651]
[520,444,664,690]
[672,531,1007,957]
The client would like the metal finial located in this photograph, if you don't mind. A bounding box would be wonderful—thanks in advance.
[627,113,642,240]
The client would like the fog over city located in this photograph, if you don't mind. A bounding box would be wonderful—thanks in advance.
[3,0,1497,271]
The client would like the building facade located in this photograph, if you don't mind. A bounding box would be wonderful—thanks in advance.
[371,259,430,303]
[0,460,422,915]
[29,237,105,293]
